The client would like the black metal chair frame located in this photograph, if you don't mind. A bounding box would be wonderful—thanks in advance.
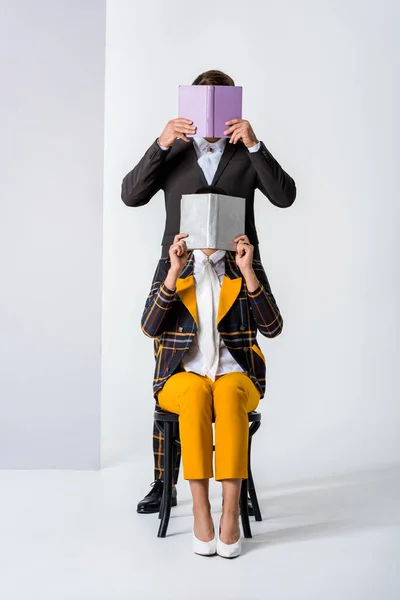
[154,409,262,538]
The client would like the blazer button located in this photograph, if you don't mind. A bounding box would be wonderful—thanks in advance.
[178,327,183,333]
[240,325,245,331]
[243,347,249,353]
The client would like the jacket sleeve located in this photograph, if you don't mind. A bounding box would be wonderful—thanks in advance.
[248,260,284,338]
[121,139,169,207]
[248,141,296,208]
[141,259,176,338]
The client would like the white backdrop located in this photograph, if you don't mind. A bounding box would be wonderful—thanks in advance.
[0,0,105,469]
[102,0,399,485]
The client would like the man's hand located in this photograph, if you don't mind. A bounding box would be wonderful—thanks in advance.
[158,119,196,148]
[224,119,258,148]
[164,234,189,290]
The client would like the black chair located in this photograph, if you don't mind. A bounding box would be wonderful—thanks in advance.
[154,409,262,538]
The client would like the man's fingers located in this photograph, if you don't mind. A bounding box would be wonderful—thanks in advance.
[230,128,242,144]
[225,119,241,126]
[174,118,193,125]
[223,123,241,136]
[174,122,196,133]
[175,125,196,134]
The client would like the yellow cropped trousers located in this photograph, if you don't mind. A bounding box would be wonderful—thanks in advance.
[157,371,260,481]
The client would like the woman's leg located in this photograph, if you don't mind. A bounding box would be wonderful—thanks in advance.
[220,479,242,544]
[158,372,214,541]
[189,479,214,542]
[212,373,260,543]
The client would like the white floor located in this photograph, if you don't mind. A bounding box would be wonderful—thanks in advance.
[0,462,399,600]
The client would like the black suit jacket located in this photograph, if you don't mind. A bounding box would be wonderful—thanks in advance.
[121,139,296,257]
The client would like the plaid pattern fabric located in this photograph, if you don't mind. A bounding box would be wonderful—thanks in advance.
[142,251,283,398]
[152,421,181,482]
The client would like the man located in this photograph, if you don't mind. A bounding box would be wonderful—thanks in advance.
[121,69,296,513]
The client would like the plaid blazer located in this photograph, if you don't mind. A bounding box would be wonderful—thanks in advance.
[141,252,283,398]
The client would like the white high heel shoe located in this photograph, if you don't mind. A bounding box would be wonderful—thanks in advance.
[217,517,242,558]
[192,527,217,556]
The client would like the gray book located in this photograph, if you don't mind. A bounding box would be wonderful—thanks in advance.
[180,193,246,251]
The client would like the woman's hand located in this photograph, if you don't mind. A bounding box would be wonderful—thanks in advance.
[235,235,259,293]
[164,234,189,290]
[235,235,254,273]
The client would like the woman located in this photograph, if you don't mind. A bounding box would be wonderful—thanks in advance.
[141,233,283,557]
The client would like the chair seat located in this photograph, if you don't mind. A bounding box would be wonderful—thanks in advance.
[154,409,261,423]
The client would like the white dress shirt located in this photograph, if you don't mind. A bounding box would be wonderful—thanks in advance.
[158,136,261,183]
[181,250,244,378]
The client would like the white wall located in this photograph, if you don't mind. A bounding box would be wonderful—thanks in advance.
[0,0,105,468]
[102,0,399,484]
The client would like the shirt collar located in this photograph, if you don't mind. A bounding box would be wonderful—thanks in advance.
[192,249,226,267]
[193,137,227,154]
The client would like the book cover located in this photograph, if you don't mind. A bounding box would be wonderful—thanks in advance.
[178,86,243,138]
[180,193,246,251]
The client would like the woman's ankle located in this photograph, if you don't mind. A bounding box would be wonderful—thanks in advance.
[193,501,212,517]
[221,506,240,520]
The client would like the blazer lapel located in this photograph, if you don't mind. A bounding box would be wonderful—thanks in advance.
[176,254,198,325]
[217,253,242,325]
[176,252,242,327]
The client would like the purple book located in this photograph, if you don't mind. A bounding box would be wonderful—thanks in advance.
[178,85,243,138]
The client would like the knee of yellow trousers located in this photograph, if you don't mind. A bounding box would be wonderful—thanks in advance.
[213,388,249,427]
[178,377,213,420]
[176,375,214,480]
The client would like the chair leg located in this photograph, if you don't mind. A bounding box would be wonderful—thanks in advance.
[172,422,180,486]
[240,478,252,538]
[156,420,164,520]
[248,436,262,522]
[158,421,173,538]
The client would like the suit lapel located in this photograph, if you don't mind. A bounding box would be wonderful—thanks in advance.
[212,141,238,186]
[190,142,208,186]
[190,139,239,188]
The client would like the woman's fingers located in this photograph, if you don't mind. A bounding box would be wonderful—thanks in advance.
[235,234,253,259]
[176,242,186,256]
[173,233,188,245]
[171,236,187,257]
[234,235,251,244]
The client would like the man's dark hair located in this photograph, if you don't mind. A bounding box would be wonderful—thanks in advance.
[192,70,235,86]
